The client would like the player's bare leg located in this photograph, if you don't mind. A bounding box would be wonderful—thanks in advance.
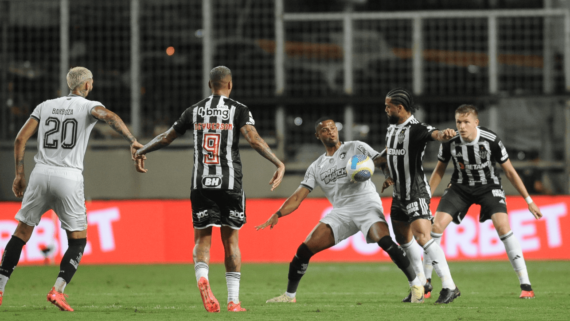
[423,211,454,298]
[368,222,424,303]
[267,223,335,303]
[193,227,220,313]
[491,213,534,299]
[221,226,246,312]
[46,229,87,312]
[0,222,34,306]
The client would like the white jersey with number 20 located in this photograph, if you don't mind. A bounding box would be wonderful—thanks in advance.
[30,94,104,171]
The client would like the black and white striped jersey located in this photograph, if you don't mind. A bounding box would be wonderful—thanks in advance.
[438,126,508,187]
[385,115,437,201]
[172,95,254,191]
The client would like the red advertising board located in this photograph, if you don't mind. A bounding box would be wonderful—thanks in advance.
[0,196,568,264]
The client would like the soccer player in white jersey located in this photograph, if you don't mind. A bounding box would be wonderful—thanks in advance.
[257,117,426,304]
[425,105,542,299]
[0,67,145,311]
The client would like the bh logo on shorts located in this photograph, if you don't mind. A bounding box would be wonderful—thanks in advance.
[196,210,208,220]
[229,210,244,221]
[202,176,222,188]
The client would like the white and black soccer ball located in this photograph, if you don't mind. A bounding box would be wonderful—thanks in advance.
[346,154,374,182]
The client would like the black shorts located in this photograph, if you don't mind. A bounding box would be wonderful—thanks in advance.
[390,197,433,223]
[190,189,246,229]
[436,183,507,224]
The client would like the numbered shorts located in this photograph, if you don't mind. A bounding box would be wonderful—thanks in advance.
[320,202,386,245]
[390,197,433,223]
[191,189,246,230]
[436,183,507,224]
[15,164,87,231]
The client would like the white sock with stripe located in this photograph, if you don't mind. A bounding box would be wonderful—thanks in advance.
[226,272,241,303]
[423,232,442,280]
[0,275,8,292]
[500,231,531,285]
[423,239,455,290]
[195,262,209,283]
[401,238,426,285]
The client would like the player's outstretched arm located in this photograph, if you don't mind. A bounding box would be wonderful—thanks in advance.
[431,128,457,142]
[255,186,310,230]
[429,160,448,196]
[133,128,180,172]
[501,159,543,219]
[240,124,285,191]
[13,117,39,197]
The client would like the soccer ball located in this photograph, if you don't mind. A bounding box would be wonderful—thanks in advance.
[346,154,374,182]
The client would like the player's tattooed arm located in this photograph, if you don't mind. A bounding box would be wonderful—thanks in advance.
[241,124,285,191]
[432,128,457,142]
[13,117,39,197]
[91,106,137,144]
[373,155,391,179]
[136,128,180,156]
[255,186,311,230]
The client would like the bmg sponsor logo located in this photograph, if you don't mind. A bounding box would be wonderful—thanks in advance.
[202,176,222,188]
[198,106,230,120]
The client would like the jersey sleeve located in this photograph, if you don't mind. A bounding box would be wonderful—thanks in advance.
[355,141,381,160]
[236,106,255,129]
[88,101,105,120]
[491,136,509,164]
[30,103,43,121]
[172,109,193,135]
[437,142,451,163]
[417,123,438,142]
[300,163,317,192]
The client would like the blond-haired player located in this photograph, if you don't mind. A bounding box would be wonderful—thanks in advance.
[0,67,145,311]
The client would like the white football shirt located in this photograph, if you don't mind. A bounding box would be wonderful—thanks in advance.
[30,94,104,171]
[301,141,382,209]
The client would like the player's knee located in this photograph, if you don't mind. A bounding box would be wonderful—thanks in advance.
[415,233,430,247]
[495,225,511,237]
[68,237,87,250]
[297,243,314,262]
[432,221,445,234]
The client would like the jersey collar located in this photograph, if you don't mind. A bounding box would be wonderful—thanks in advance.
[459,127,480,145]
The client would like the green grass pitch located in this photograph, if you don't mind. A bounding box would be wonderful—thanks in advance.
[0,261,568,320]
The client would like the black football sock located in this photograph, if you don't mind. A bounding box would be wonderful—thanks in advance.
[57,238,87,284]
[0,236,26,278]
[378,236,416,282]
[286,243,314,294]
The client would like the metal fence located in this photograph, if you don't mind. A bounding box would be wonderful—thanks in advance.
[1,0,569,191]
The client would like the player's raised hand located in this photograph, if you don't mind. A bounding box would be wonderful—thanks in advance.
[381,177,394,193]
[12,176,27,198]
[441,128,457,140]
[528,202,543,219]
[255,213,279,230]
[130,141,144,160]
[269,164,285,191]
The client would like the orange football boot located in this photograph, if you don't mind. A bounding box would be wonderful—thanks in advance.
[197,277,220,313]
[228,301,246,312]
[520,290,535,299]
[46,287,74,311]
[0,291,3,306]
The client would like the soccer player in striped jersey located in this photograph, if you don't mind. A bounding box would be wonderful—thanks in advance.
[134,66,285,312]
[257,117,425,304]
[0,67,145,311]
[380,88,460,304]
[425,104,542,299]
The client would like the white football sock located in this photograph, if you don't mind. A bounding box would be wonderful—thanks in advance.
[54,277,67,293]
[401,238,426,285]
[0,275,8,292]
[423,239,455,290]
[226,272,240,304]
[195,262,209,283]
[408,276,422,287]
[285,292,296,298]
[423,232,442,280]
[500,231,531,285]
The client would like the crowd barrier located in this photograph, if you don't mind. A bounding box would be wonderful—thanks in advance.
[0,196,568,264]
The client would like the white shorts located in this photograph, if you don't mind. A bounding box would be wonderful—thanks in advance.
[15,164,87,232]
[320,202,386,245]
